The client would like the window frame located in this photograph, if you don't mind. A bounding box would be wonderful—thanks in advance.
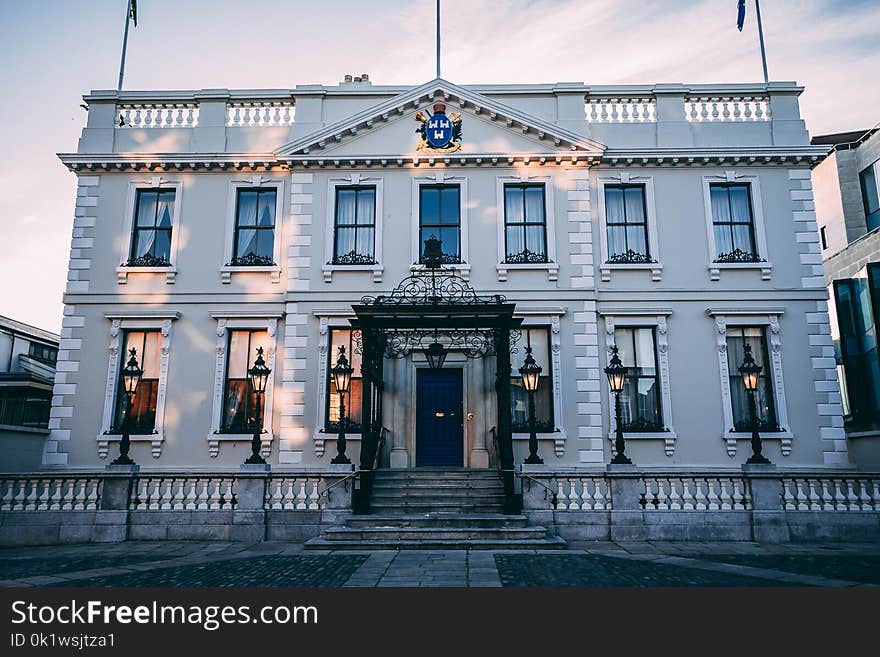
[322,175,385,283]
[708,182,759,262]
[597,174,662,282]
[495,174,559,281]
[701,172,772,281]
[613,325,665,433]
[502,183,549,264]
[860,160,880,232]
[603,184,651,262]
[410,174,469,277]
[128,188,176,268]
[230,187,278,267]
[510,327,555,434]
[219,328,269,434]
[221,177,285,284]
[112,329,162,435]
[724,326,779,433]
[27,342,58,365]
[332,186,377,264]
[323,328,364,434]
[418,183,462,264]
[117,178,183,284]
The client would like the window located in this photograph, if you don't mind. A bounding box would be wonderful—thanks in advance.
[231,188,277,266]
[614,327,663,432]
[27,342,57,365]
[709,183,759,262]
[725,327,778,432]
[419,185,460,263]
[820,225,828,251]
[860,162,880,233]
[113,330,161,434]
[325,329,363,433]
[0,388,51,429]
[503,184,548,263]
[511,328,554,432]
[221,329,269,433]
[127,189,175,266]
[333,187,376,264]
[604,185,651,263]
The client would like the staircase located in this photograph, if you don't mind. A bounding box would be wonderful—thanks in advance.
[305,469,566,550]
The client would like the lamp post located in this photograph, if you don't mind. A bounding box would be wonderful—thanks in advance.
[331,345,354,464]
[111,347,142,466]
[739,343,771,465]
[604,345,632,465]
[244,347,270,465]
[519,345,543,464]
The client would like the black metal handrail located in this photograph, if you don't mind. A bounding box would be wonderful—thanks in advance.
[492,424,558,509]
[320,426,388,506]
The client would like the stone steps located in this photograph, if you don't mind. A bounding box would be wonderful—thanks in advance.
[305,536,567,550]
[343,514,530,528]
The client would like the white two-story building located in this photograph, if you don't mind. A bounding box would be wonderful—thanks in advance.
[46,75,846,481]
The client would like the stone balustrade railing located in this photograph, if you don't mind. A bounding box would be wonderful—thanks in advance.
[0,476,102,511]
[117,103,200,128]
[586,97,657,123]
[265,476,323,510]
[781,476,880,511]
[641,475,751,510]
[554,476,610,510]
[685,96,771,122]
[226,101,295,127]
[130,475,237,510]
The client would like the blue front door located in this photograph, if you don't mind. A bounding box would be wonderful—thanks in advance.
[416,369,464,466]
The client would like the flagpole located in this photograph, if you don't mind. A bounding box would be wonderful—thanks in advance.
[436,0,441,79]
[755,0,769,83]
[117,1,131,91]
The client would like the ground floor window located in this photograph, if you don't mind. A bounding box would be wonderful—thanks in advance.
[221,329,269,433]
[510,327,554,432]
[614,326,664,432]
[726,326,778,432]
[325,328,363,432]
[0,387,51,429]
[113,330,161,433]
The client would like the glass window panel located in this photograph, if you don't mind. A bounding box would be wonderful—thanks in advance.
[153,230,172,261]
[358,227,375,257]
[256,229,275,259]
[155,191,175,227]
[136,192,157,227]
[714,224,733,257]
[420,188,439,223]
[710,185,731,222]
[732,223,755,253]
[236,228,257,258]
[134,231,156,258]
[506,226,524,256]
[335,227,357,257]
[524,186,545,223]
[223,380,249,431]
[237,191,258,227]
[227,331,250,379]
[336,190,357,225]
[607,225,627,256]
[257,190,276,227]
[605,187,624,224]
[623,187,646,224]
[505,186,524,224]
[615,328,637,367]
[728,185,752,223]
[440,187,460,224]
[523,328,550,368]
[633,328,656,371]
[525,225,545,255]
[439,227,459,257]
[356,189,375,225]
[625,225,647,255]
[141,331,161,377]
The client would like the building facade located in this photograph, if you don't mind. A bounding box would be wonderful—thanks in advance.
[46,76,847,475]
[813,127,880,468]
[0,315,59,471]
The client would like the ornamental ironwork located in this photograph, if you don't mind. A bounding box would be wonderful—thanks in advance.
[512,419,555,433]
[733,418,782,433]
[606,249,655,264]
[714,248,764,263]
[620,417,666,433]
[124,253,171,267]
[353,327,522,361]
[505,249,550,264]
[331,250,376,266]
[228,253,276,267]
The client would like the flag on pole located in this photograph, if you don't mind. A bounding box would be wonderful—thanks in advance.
[129,0,138,27]
[737,0,746,31]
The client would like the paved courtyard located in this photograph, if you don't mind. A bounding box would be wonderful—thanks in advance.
[1,541,878,587]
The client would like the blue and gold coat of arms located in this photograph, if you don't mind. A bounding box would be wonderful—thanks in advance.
[415,102,462,152]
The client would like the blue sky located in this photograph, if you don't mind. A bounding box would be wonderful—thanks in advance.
[1,0,878,332]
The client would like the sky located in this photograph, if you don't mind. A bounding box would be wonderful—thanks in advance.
[0,0,878,333]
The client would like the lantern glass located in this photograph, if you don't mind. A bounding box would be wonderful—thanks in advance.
[248,346,272,394]
[519,346,542,392]
[122,348,143,396]
[604,346,626,393]
[426,341,448,370]
[739,343,762,392]
[331,345,354,393]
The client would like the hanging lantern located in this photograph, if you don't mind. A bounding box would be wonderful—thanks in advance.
[739,343,762,392]
[604,345,625,394]
[519,346,542,392]
[122,348,143,396]
[425,341,448,370]
[331,345,354,393]
[248,346,271,394]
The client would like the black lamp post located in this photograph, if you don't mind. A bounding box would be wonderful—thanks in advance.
[330,345,354,464]
[604,345,632,465]
[111,348,142,466]
[739,343,771,465]
[519,345,544,464]
[244,347,270,465]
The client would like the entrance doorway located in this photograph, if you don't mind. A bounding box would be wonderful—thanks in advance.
[415,369,464,466]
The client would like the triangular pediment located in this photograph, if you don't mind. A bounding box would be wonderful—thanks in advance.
[275,78,605,160]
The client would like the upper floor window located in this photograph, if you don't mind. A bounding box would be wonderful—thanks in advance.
[325,329,363,433]
[333,187,376,265]
[222,329,269,433]
[27,342,57,365]
[511,328,554,432]
[419,185,460,264]
[231,188,276,266]
[0,388,51,429]
[614,327,663,432]
[128,189,175,267]
[726,326,778,432]
[114,330,160,434]
[860,161,880,233]
[709,183,759,262]
[504,184,548,264]
[605,184,651,263]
